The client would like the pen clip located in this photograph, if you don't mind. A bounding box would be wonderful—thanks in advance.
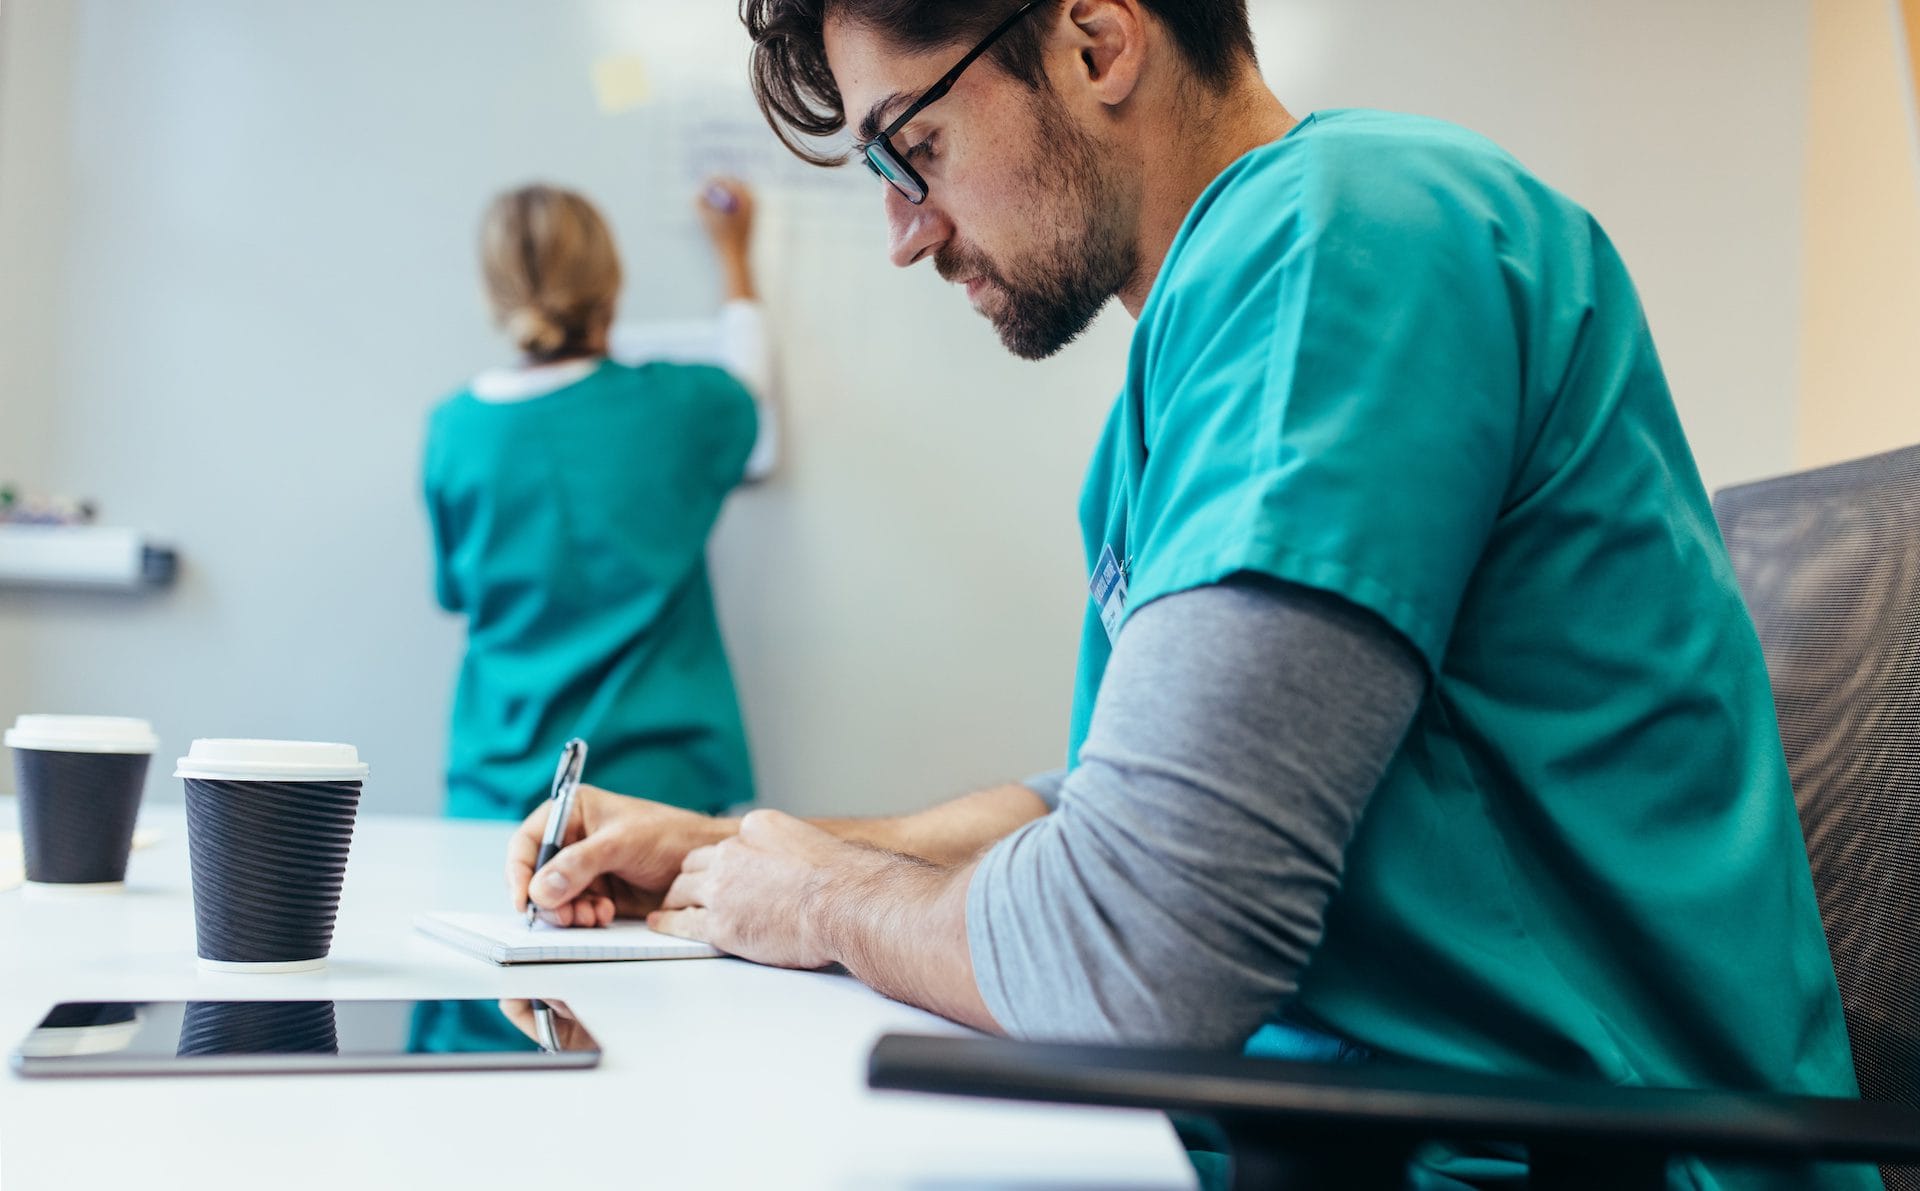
[549,737,586,803]
[544,737,589,843]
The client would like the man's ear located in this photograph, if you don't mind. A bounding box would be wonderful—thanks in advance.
[1062,0,1146,107]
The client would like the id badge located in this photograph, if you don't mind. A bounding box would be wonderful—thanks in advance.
[1089,544,1129,644]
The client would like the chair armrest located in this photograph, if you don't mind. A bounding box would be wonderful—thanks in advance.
[868,1032,1920,1187]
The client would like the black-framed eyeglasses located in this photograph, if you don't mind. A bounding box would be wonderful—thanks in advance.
[859,0,1047,205]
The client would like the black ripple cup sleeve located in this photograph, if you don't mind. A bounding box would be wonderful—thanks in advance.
[6,715,159,891]
[39,1003,140,1030]
[16,750,149,885]
[183,777,362,970]
[177,1000,339,1056]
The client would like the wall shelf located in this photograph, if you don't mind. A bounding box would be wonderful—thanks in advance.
[0,525,177,591]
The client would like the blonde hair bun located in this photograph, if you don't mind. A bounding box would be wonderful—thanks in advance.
[479,184,622,362]
[506,307,568,358]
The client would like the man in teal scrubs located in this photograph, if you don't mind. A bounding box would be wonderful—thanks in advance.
[505,3,1876,1186]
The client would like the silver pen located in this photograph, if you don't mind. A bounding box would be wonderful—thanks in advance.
[529,999,561,1052]
[524,737,589,929]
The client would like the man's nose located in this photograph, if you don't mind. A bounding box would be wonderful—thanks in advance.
[886,187,949,269]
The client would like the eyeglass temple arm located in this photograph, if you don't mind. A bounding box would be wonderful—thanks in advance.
[885,0,1048,137]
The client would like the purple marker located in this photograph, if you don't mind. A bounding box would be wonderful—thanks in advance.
[703,184,738,214]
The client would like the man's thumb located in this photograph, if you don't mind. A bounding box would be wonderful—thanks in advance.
[529,835,614,907]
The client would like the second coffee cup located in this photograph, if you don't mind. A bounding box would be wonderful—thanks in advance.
[6,714,158,893]
[175,739,368,973]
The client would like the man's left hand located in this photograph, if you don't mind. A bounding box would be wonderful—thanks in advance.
[649,808,886,969]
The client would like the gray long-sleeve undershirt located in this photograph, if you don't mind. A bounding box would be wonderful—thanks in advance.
[969,578,1427,1047]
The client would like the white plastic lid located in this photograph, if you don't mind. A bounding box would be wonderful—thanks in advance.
[4,715,159,755]
[173,739,369,782]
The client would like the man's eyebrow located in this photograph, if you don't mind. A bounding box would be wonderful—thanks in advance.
[856,91,915,144]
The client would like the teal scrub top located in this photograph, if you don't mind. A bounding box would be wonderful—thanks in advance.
[424,360,757,820]
[1074,110,1874,1191]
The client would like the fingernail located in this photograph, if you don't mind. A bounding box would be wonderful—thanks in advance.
[539,871,568,893]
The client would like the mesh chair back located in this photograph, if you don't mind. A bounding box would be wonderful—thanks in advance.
[1716,444,1920,1190]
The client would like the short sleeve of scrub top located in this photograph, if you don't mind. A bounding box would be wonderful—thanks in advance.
[1078,116,1517,734]
[702,364,761,488]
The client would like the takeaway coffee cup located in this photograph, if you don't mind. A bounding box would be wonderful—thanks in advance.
[5,715,159,893]
[175,739,368,973]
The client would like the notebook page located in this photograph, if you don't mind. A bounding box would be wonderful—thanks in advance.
[418,912,722,963]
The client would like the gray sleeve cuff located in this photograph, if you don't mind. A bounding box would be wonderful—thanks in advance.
[1019,769,1069,811]
[966,819,1041,1036]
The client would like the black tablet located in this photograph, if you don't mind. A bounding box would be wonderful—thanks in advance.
[9,998,601,1077]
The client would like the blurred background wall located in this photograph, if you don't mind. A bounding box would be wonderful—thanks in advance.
[1798,0,1920,466]
[0,0,1866,816]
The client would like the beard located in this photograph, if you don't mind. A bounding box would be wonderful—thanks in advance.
[934,101,1137,361]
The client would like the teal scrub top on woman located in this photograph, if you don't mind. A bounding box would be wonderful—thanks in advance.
[424,360,757,820]
[1074,110,1871,1190]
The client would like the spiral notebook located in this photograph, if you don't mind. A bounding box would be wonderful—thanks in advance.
[415,912,723,965]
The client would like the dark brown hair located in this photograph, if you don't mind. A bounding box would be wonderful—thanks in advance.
[741,0,1256,164]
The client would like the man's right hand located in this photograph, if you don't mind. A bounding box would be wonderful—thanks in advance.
[505,784,736,927]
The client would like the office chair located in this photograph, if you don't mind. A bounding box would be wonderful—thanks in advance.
[867,443,1920,1190]
[1718,442,1920,1191]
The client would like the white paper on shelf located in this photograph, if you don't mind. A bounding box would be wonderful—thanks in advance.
[0,525,163,590]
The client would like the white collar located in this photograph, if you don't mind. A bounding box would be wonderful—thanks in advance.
[469,358,602,402]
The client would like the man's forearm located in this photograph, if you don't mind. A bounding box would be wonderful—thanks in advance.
[681,783,1047,869]
[811,783,1049,865]
[818,852,1000,1033]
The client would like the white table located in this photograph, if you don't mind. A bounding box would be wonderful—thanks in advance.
[0,803,1196,1189]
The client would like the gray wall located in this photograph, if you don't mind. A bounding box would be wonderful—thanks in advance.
[0,0,76,740]
[0,0,1810,817]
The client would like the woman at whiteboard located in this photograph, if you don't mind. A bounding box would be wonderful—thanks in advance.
[423,178,777,820]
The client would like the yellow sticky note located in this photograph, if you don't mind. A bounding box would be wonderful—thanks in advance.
[591,55,653,114]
